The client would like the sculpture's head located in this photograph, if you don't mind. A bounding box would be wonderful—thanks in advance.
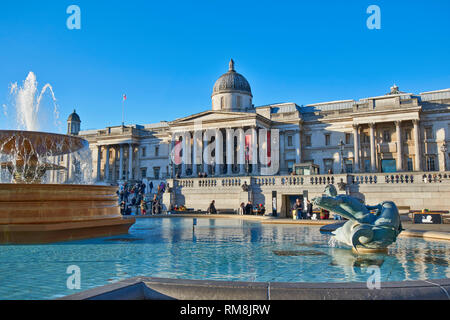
[324,184,337,197]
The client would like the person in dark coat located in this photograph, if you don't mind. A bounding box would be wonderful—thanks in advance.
[306,199,313,219]
[245,202,253,215]
[207,200,217,214]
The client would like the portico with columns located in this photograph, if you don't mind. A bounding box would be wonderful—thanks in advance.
[168,110,280,177]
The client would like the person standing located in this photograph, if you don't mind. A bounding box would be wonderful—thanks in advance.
[140,199,147,215]
[245,201,253,215]
[292,198,303,220]
[149,181,153,194]
[238,202,245,215]
[306,199,313,219]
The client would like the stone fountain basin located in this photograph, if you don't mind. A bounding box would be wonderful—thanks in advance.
[0,184,135,244]
[0,130,87,156]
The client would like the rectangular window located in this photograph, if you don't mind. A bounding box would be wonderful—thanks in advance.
[155,146,159,157]
[404,129,412,141]
[364,159,371,172]
[153,167,160,179]
[426,156,436,171]
[142,147,146,157]
[345,158,353,173]
[325,134,331,146]
[237,96,242,108]
[141,168,147,179]
[363,133,370,144]
[324,159,334,173]
[383,130,391,143]
[287,136,293,147]
[305,135,312,147]
[425,127,433,140]
[345,133,351,145]
[407,158,413,171]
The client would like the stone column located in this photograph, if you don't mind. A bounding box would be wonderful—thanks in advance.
[294,129,301,164]
[105,145,110,181]
[169,139,175,178]
[279,131,285,174]
[96,145,102,181]
[112,146,117,181]
[413,120,422,171]
[119,144,124,180]
[352,125,360,173]
[181,135,187,177]
[239,128,245,175]
[395,121,403,171]
[215,128,223,176]
[128,144,133,180]
[192,131,199,177]
[369,123,376,172]
[226,128,233,175]
[203,131,209,175]
[251,127,258,175]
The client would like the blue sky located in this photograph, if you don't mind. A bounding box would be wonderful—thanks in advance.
[0,0,449,132]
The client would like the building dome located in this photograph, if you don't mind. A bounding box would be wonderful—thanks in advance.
[67,109,81,135]
[213,59,252,96]
[67,109,81,122]
[211,60,253,111]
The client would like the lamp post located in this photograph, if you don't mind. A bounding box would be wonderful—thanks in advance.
[339,139,345,174]
[441,143,448,171]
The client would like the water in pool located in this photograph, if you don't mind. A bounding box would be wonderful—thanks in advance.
[0,217,449,299]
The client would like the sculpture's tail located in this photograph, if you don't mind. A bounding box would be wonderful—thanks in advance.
[351,225,374,252]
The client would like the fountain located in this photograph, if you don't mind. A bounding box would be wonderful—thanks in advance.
[313,184,403,254]
[0,72,134,244]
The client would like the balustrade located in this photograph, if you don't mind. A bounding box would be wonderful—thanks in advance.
[172,171,450,189]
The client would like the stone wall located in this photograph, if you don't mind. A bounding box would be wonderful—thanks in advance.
[166,172,450,216]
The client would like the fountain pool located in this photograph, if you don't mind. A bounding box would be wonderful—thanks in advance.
[1,217,449,300]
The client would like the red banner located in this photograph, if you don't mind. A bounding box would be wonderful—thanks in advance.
[245,134,252,161]
[173,141,182,165]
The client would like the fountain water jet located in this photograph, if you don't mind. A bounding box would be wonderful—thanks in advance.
[0,73,134,244]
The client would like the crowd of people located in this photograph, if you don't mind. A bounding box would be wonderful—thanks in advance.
[291,197,341,220]
[205,200,268,216]
[118,181,167,216]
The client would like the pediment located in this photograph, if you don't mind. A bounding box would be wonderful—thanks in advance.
[169,110,259,126]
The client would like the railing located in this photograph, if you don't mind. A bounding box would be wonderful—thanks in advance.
[173,171,450,189]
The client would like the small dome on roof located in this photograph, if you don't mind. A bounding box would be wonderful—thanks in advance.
[68,109,81,122]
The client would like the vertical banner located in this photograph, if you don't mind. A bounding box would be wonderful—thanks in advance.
[245,134,252,161]
[173,140,182,165]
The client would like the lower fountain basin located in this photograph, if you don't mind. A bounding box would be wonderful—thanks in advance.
[0,184,134,244]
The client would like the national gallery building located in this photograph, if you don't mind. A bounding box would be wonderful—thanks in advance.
[71,60,450,185]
